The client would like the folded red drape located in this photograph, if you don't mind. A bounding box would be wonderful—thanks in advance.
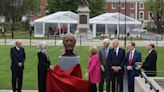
[46,64,90,92]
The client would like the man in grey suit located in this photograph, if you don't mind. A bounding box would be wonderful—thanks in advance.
[99,38,111,92]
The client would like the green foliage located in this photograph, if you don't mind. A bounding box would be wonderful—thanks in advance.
[47,0,105,17]
[89,0,106,17]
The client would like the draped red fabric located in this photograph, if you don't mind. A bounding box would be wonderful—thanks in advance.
[46,64,90,92]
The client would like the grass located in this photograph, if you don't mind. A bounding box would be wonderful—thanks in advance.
[0,46,164,89]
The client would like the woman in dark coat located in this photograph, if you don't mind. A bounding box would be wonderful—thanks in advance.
[38,41,53,92]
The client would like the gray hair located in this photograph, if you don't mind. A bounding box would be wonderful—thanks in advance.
[112,39,119,44]
[38,41,47,52]
[103,38,110,44]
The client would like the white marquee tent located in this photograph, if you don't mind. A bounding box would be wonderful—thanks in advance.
[34,11,78,37]
[89,12,142,37]
[34,11,142,38]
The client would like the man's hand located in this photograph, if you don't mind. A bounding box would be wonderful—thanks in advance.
[112,66,121,73]
[18,63,22,67]
[100,65,105,72]
[136,65,142,70]
[127,66,133,70]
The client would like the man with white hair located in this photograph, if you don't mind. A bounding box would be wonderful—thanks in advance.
[10,41,26,92]
[99,38,110,92]
[108,39,125,92]
[142,41,157,76]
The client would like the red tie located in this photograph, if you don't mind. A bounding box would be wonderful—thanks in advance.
[129,52,133,65]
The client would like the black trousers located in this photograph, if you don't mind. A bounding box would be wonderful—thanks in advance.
[90,83,97,92]
[12,69,23,92]
[99,71,110,92]
[111,71,123,92]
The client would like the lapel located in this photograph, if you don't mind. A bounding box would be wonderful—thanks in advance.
[132,50,136,63]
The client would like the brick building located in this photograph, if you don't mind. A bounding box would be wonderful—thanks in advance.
[29,0,47,21]
[106,0,151,23]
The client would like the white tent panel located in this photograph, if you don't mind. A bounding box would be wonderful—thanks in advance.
[34,11,78,37]
[89,12,142,37]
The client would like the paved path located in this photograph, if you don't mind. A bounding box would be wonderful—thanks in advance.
[0,90,37,92]
[0,39,164,46]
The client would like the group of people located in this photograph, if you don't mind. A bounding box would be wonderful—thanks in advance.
[10,41,53,92]
[10,38,157,92]
[86,38,157,92]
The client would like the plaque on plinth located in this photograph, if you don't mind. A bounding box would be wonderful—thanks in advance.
[59,56,80,71]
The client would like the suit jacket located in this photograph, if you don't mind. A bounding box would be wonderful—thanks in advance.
[99,48,110,69]
[88,54,101,83]
[142,49,157,76]
[126,50,141,76]
[108,48,125,79]
[10,47,26,70]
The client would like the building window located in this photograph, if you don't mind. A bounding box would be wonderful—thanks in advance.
[139,11,144,20]
[130,13,135,18]
[121,2,125,9]
[139,2,144,9]
[112,2,116,9]
[130,2,135,9]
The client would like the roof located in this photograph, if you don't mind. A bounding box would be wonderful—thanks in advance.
[34,11,78,24]
[89,12,141,25]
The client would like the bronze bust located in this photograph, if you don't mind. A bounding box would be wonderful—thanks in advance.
[62,33,77,56]
[80,0,89,7]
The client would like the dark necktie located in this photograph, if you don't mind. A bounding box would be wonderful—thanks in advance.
[114,48,117,56]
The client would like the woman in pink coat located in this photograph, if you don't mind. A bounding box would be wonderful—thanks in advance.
[86,46,101,92]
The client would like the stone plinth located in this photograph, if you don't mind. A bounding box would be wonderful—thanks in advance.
[58,56,80,71]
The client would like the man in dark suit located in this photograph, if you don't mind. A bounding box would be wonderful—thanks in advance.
[142,42,157,77]
[108,39,125,92]
[126,42,142,92]
[10,41,26,92]
[99,38,110,92]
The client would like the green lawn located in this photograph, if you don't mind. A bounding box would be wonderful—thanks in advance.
[0,46,164,89]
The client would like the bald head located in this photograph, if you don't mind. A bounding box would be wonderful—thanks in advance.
[147,41,155,50]
[15,41,22,48]
[63,33,76,50]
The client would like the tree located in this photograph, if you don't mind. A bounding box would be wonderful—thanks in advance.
[145,0,164,33]
[47,0,105,17]
[0,0,40,22]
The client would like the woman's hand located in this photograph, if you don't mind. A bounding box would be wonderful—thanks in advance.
[49,65,54,71]
[84,72,88,78]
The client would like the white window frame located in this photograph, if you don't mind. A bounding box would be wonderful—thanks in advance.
[139,2,144,9]
[139,11,144,20]
[112,2,116,9]
[130,2,135,9]
[121,2,125,9]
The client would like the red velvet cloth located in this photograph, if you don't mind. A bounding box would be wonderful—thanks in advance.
[46,64,90,92]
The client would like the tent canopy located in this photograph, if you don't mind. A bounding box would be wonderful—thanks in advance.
[34,11,78,24]
[90,12,141,24]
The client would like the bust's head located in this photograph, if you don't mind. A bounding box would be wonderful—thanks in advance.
[62,33,76,56]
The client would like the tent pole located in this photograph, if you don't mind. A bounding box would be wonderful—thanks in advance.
[93,24,96,38]
[105,24,108,35]
[68,23,70,33]
[58,23,61,36]
[43,22,45,37]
